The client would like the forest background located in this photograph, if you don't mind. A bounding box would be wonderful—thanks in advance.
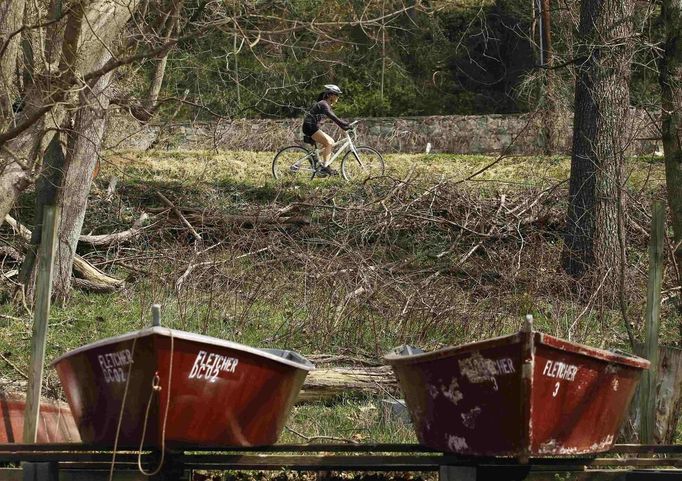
[131,0,646,122]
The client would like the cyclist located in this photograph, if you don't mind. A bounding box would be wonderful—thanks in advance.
[302,84,350,176]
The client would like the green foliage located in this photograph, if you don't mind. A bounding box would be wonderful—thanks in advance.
[148,0,544,121]
[116,0,665,123]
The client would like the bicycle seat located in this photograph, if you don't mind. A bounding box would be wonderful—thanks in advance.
[303,135,316,146]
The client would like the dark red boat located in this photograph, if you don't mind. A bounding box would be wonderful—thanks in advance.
[384,319,650,458]
[0,392,80,443]
[52,327,313,448]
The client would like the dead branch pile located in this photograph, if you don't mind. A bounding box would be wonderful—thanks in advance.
[0,175,664,355]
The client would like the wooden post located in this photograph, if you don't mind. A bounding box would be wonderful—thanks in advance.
[639,201,665,443]
[22,205,59,443]
[22,462,58,481]
[439,466,476,481]
[152,304,161,327]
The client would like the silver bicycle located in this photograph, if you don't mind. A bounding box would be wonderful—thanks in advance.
[272,121,384,181]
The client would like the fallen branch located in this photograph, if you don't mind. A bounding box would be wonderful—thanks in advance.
[0,353,28,380]
[5,215,124,292]
[156,191,202,241]
[72,257,125,292]
[1,269,18,280]
[175,247,270,291]
[0,245,23,261]
[146,207,311,228]
[79,212,152,246]
[3,215,32,239]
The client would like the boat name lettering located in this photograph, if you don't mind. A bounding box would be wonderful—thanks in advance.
[189,350,239,382]
[458,353,516,390]
[542,360,578,382]
[97,349,134,384]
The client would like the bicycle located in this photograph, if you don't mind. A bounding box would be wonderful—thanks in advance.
[272,120,384,181]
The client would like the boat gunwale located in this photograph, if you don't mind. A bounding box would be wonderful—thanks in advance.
[536,333,650,369]
[383,332,522,364]
[50,327,315,371]
[383,330,650,370]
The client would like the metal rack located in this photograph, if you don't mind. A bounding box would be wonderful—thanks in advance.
[2,443,681,481]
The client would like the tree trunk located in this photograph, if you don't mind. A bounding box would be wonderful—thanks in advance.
[16,133,65,297]
[0,0,139,226]
[660,0,682,309]
[562,0,635,302]
[0,0,25,117]
[52,69,113,301]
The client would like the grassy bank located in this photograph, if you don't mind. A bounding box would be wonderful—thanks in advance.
[0,150,678,444]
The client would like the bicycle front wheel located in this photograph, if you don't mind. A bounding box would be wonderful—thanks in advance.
[272,146,315,179]
[341,146,385,181]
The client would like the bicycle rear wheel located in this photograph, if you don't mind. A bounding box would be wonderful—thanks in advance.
[272,146,315,179]
[341,146,385,181]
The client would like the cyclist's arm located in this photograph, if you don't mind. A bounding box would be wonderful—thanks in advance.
[321,101,349,129]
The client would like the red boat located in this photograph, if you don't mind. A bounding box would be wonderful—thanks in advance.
[384,319,650,458]
[52,327,313,448]
[0,391,80,443]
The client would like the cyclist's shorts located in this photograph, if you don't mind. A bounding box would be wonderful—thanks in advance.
[302,122,318,137]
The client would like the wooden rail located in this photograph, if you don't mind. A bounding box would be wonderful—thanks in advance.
[3,443,681,481]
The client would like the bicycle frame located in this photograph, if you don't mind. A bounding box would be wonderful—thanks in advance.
[313,128,359,166]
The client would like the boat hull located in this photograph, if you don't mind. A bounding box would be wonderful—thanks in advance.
[53,328,313,448]
[0,392,80,443]
[385,331,649,457]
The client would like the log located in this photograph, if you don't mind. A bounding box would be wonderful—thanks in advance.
[72,257,125,292]
[146,207,311,227]
[4,215,124,292]
[297,366,398,403]
[78,212,150,246]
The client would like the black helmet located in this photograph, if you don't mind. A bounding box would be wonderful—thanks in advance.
[323,84,342,95]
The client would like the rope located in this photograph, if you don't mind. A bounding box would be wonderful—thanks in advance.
[108,335,139,481]
[137,329,174,476]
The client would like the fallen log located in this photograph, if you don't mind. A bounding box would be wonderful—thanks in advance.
[72,257,125,292]
[4,215,124,293]
[297,365,398,403]
[146,207,311,227]
[78,212,151,246]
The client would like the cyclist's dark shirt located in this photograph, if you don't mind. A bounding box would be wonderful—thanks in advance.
[302,100,349,134]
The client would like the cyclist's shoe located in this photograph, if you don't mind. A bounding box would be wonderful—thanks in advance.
[319,166,339,176]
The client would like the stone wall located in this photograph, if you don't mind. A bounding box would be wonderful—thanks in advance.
[103,109,660,155]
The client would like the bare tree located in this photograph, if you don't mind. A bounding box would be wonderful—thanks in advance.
[562,0,636,302]
[2,0,421,300]
[49,0,188,299]
[661,0,682,300]
[0,0,142,223]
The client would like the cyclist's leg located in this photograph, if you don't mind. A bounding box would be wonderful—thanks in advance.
[311,130,334,166]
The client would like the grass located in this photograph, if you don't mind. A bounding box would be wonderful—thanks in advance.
[1,148,679,448]
[106,150,667,192]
